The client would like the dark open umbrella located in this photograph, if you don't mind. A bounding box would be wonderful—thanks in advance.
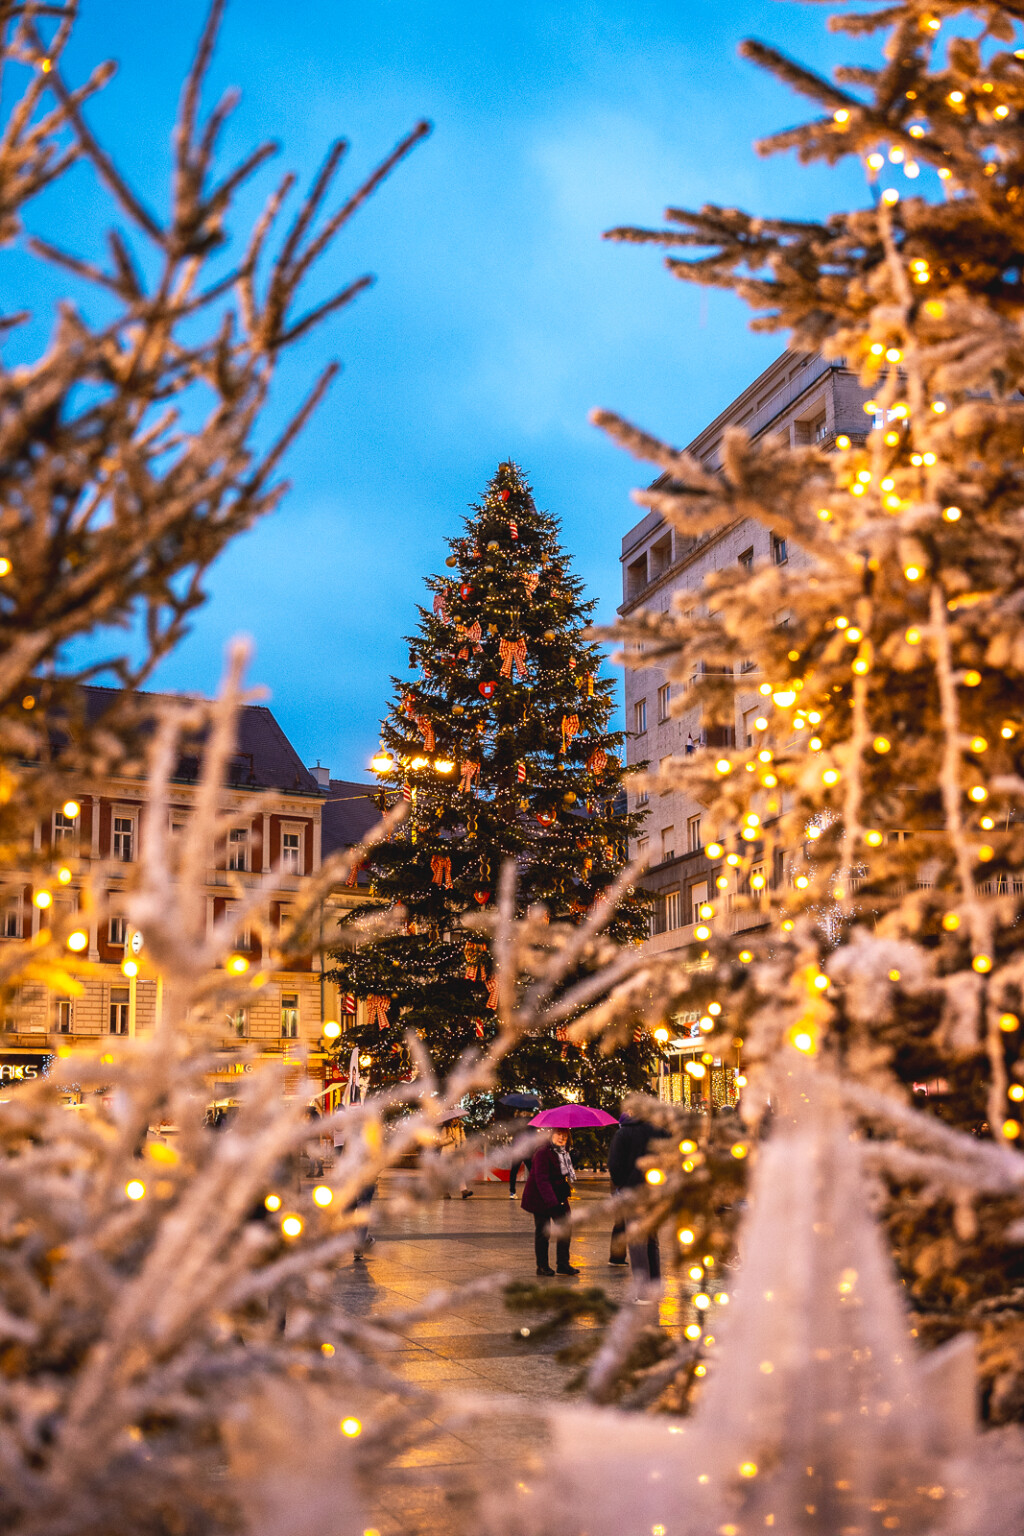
[499,1092,540,1111]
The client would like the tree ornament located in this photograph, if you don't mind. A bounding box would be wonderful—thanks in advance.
[473,890,491,905]
[537,810,556,827]
[499,636,528,679]
[430,854,453,888]
[500,489,510,502]
[459,583,473,599]
[517,762,527,782]
[459,759,480,792]
[464,941,486,979]
[414,714,435,751]
[563,791,577,804]
[560,713,580,753]
[509,520,518,538]
[365,995,391,1029]
[456,619,482,658]
[487,540,499,551]
[543,629,556,641]
[485,975,499,1010]
[432,590,450,621]
[478,681,496,700]
[445,554,458,567]
[523,571,539,596]
[452,703,464,715]
[587,747,608,776]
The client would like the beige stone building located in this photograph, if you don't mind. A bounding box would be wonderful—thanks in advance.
[0,687,381,1096]
[619,351,872,1099]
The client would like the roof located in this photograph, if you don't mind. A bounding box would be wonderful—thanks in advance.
[322,779,383,856]
[79,686,322,796]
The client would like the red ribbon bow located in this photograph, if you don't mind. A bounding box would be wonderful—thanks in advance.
[366,995,390,1030]
[415,715,436,752]
[499,636,528,679]
[459,759,480,793]
[561,713,580,753]
[431,854,453,888]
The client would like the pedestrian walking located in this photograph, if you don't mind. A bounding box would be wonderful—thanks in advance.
[508,1125,542,1200]
[521,1129,578,1276]
[607,1113,662,1287]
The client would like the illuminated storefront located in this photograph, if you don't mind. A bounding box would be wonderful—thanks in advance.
[653,1011,740,1112]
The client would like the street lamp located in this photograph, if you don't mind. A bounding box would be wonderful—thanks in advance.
[370,747,395,774]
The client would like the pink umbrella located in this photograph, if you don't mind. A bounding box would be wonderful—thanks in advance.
[529,1105,619,1129]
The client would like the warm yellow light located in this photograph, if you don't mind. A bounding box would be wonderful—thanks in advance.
[964,670,981,687]
[265,1193,282,1212]
[706,842,723,858]
[685,1061,706,1079]
[321,1343,336,1357]
[739,1462,758,1479]
[679,1139,697,1154]
[715,759,731,775]
[409,756,429,770]
[948,90,964,104]
[370,749,394,774]
[795,875,810,889]
[33,890,52,909]
[125,1180,146,1201]
[1002,724,1016,739]
[685,1323,702,1339]
[817,507,832,521]
[865,830,883,846]
[1002,1120,1021,1141]
[66,930,88,952]
[739,950,753,964]
[873,736,891,754]
[694,1363,707,1377]
[978,844,995,862]
[735,1073,748,1086]
[904,565,921,581]
[726,853,740,866]
[866,152,884,170]
[646,1168,665,1185]
[781,920,794,932]
[688,1264,703,1281]
[62,800,80,819]
[434,758,455,773]
[856,471,871,485]
[836,435,850,449]
[942,506,962,523]
[323,1019,342,1039]
[891,403,910,418]
[884,429,900,446]
[931,401,947,414]
[763,773,778,788]
[694,925,711,941]
[833,108,850,123]
[980,816,994,830]
[772,689,797,708]
[792,1031,815,1054]
[1009,1085,1024,1103]
[678,1227,695,1245]
[227,953,249,975]
[812,974,830,991]
[869,342,885,357]
[281,1214,303,1239]
[995,104,1010,118]
[968,786,987,802]
[972,954,993,974]
[730,1143,748,1160]
[715,1293,729,1305]
[809,737,822,751]
[716,875,729,890]
[122,958,138,978]
[822,769,840,786]
[654,1026,670,1043]
[340,1417,363,1438]
[751,874,765,890]
[881,188,899,206]
[852,658,869,675]
[999,1013,1019,1032]
[312,1185,334,1207]
[57,866,72,884]
[0,558,10,577]
[694,1292,711,1310]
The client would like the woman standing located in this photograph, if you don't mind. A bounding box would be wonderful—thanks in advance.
[521,1129,578,1277]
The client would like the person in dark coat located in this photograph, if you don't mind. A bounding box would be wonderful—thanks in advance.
[520,1130,577,1276]
[607,1113,662,1285]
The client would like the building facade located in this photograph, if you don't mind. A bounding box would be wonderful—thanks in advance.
[0,687,381,1098]
[619,352,872,1099]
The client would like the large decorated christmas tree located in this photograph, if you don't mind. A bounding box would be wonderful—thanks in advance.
[330,462,652,1097]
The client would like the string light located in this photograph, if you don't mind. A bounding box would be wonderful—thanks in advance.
[1002,1120,1021,1140]
[943,505,962,522]
[281,1214,304,1238]
[0,558,10,576]
[999,1013,1019,1032]
[312,1186,334,1207]
[33,890,52,909]
[972,955,993,974]
[942,912,960,931]
[125,1180,146,1200]
[57,866,72,884]
[323,1019,341,1039]
[227,954,249,975]
[881,189,900,205]
[706,842,723,858]
[122,959,138,978]
[963,670,981,687]
[678,1227,695,1245]
[66,930,88,952]
[340,1417,363,1438]
[265,1193,282,1211]
[867,152,884,170]
[865,830,883,846]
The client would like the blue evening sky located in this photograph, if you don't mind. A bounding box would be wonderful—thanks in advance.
[27,1,875,777]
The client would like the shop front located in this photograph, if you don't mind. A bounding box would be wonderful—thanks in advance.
[653,1012,741,1113]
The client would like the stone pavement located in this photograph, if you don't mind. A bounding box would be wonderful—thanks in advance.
[333,1174,693,1535]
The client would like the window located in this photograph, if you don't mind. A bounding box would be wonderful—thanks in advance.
[772,533,788,565]
[690,880,709,925]
[635,788,649,808]
[281,829,302,875]
[113,815,135,862]
[738,547,754,571]
[2,905,19,939]
[53,811,77,847]
[772,847,786,889]
[636,835,649,864]
[743,707,764,748]
[228,827,249,872]
[231,1006,248,1039]
[657,683,671,722]
[687,815,702,853]
[109,987,130,1035]
[650,533,673,577]
[109,915,127,947]
[56,1000,73,1034]
[633,699,647,735]
[661,827,675,863]
[663,890,681,931]
[626,555,648,599]
[281,993,299,1040]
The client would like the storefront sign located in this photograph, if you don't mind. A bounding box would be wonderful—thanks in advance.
[0,1053,52,1083]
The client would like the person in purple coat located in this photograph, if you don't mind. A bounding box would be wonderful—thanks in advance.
[520,1130,578,1276]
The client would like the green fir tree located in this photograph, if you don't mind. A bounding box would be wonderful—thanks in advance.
[330,461,652,1100]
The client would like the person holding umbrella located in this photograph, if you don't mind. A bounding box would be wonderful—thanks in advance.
[521,1105,618,1278]
[498,1093,541,1200]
